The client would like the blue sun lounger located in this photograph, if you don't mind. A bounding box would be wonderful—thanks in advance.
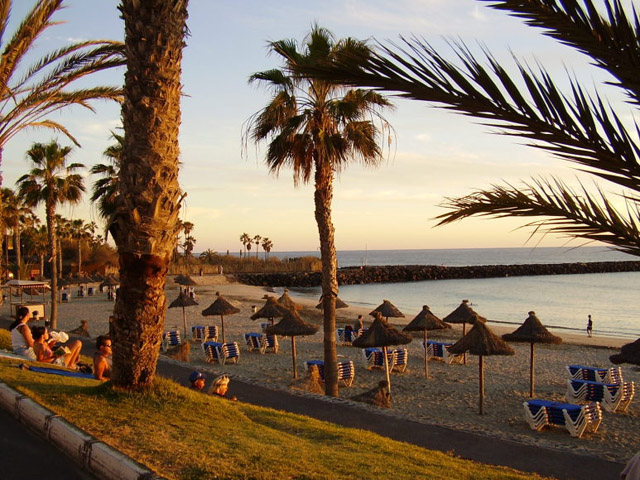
[202,341,240,365]
[305,360,355,387]
[566,379,635,413]
[523,399,602,438]
[566,365,623,384]
[424,340,464,365]
[192,325,219,343]
[161,330,182,352]
[363,348,409,373]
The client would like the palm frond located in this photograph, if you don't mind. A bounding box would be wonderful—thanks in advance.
[436,177,640,256]
[482,0,640,104]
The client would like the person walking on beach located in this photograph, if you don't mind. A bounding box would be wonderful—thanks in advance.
[587,315,593,337]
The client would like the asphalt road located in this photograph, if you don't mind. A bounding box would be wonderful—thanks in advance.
[0,407,96,480]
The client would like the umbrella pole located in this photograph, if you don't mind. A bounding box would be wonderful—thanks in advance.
[479,355,484,415]
[462,323,467,365]
[424,330,429,379]
[383,345,392,394]
[182,307,188,340]
[291,337,298,379]
[530,342,535,398]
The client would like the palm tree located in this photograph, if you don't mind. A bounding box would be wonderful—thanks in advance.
[246,25,393,396]
[91,132,123,222]
[307,0,640,256]
[199,248,217,264]
[70,219,96,273]
[110,0,188,389]
[262,237,273,260]
[253,234,262,258]
[0,0,122,203]
[1,188,32,279]
[240,232,251,257]
[16,140,85,329]
[181,221,195,257]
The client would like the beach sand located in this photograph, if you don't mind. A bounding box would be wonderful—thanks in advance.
[31,274,640,464]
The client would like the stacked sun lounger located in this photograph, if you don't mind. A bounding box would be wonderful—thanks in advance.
[523,399,602,438]
[363,348,409,373]
[202,341,240,365]
[424,340,464,365]
[191,325,219,343]
[566,365,623,384]
[161,330,181,352]
[305,360,355,387]
[566,378,635,413]
[245,333,268,354]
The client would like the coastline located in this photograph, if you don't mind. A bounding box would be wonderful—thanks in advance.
[6,273,638,464]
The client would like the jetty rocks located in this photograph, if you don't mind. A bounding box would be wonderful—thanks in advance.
[235,261,640,288]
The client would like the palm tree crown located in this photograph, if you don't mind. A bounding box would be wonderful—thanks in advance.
[246,25,393,396]
[306,0,640,256]
[16,140,85,328]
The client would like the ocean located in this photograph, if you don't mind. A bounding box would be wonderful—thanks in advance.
[268,247,640,340]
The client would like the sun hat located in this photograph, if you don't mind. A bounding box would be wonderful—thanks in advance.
[189,371,205,384]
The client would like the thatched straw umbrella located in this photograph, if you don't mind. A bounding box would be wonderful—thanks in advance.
[443,299,486,364]
[201,292,240,342]
[369,299,405,322]
[403,305,451,379]
[251,295,289,325]
[353,312,412,393]
[169,291,199,339]
[502,311,562,397]
[277,288,302,311]
[610,337,640,365]
[315,294,349,310]
[449,320,514,414]
[266,309,318,379]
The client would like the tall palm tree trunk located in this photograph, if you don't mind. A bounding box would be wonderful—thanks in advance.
[45,204,58,329]
[315,159,339,397]
[77,239,82,273]
[112,0,187,389]
[14,227,21,279]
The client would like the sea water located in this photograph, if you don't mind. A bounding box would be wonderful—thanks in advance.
[270,247,639,339]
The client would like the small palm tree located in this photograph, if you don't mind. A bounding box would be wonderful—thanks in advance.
[1,188,32,279]
[308,0,640,255]
[16,140,85,328]
[199,248,217,264]
[91,132,123,222]
[261,237,273,260]
[240,232,251,257]
[246,25,393,396]
[253,234,262,258]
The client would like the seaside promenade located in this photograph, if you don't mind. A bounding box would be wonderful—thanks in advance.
[0,331,627,480]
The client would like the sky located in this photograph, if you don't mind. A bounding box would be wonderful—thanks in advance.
[4,0,635,253]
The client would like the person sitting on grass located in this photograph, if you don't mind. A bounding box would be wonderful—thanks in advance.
[9,306,36,360]
[32,326,82,369]
[93,335,112,381]
[189,371,206,391]
[207,374,237,401]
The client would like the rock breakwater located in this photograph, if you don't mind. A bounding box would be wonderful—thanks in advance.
[235,261,640,288]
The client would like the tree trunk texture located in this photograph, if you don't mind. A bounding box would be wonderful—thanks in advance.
[314,159,339,397]
[112,0,187,389]
[46,204,58,329]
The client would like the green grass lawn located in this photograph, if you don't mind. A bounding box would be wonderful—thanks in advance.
[0,358,551,480]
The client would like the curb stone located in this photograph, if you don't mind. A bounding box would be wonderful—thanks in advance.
[0,381,165,480]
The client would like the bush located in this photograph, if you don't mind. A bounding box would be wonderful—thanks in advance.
[0,329,11,350]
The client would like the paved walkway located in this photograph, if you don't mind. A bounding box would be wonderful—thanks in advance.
[158,358,625,480]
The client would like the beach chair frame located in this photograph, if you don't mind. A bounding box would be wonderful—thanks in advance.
[202,341,240,365]
[306,360,356,387]
[425,341,464,365]
[566,365,623,384]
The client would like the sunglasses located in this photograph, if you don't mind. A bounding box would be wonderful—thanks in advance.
[103,344,112,348]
